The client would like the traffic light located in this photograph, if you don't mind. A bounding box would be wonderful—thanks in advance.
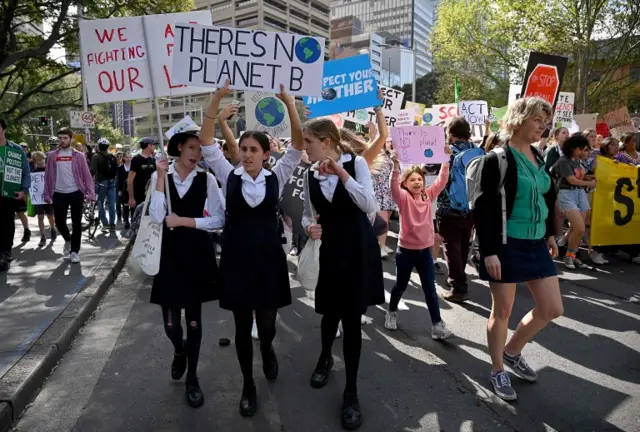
[39,116,49,127]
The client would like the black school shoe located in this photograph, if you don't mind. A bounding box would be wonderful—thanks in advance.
[239,381,257,417]
[341,391,363,430]
[171,340,187,380]
[186,376,204,408]
[310,355,334,388]
[261,346,279,381]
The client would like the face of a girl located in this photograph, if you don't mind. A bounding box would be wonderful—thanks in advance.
[269,137,280,152]
[240,137,268,173]
[124,155,132,164]
[518,111,548,143]
[573,145,590,160]
[625,136,637,151]
[178,137,202,169]
[402,172,424,194]
[557,128,569,143]
[586,132,596,147]
[303,131,330,162]
[606,143,619,157]
[595,135,603,147]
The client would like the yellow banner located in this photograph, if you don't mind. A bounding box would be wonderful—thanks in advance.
[591,156,640,246]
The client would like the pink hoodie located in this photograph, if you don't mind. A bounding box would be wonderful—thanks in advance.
[43,148,96,202]
[390,164,449,250]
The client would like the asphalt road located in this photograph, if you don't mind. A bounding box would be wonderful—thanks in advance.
[12,232,640,432]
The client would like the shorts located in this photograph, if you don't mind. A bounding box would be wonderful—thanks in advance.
[479,237,557,283]
[558,189,590,213]
[35,204,54,216]
[16,201,27,213]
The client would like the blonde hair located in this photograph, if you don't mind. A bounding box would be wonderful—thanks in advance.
[399,165,426,198]
[500,97,553,141]
[304,118,355,155]
[339,128,383,173]
[484,133,502,152]
[548,127,568,147]
[31,151,45,164]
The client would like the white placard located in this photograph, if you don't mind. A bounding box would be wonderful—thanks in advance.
[553,92,575,127]
[432,104,458,125]
[69,111,96,128]
[165,115,197,139]
[245,92,292,137]
[395,109,414,127]
[172,23,325,96]
[508,84,522,103]
[458,100,488,125]
[79,11,213,104]
[29,172,45,205]
[342,84,404,127]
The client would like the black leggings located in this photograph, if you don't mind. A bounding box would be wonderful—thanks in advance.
[232,309,277,387]
[162,305,202,380]
[320,313,362,393]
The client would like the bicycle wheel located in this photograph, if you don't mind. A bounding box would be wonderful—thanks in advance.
[83,200,94,222]
[87,201,100,239]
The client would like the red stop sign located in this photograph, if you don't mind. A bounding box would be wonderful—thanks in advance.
[523,64,560,105]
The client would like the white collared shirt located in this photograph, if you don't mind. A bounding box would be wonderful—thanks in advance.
[149,164,225,231]
[201,144,303,208]
[301,154,378,230]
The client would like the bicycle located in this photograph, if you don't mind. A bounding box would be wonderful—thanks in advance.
[83,198,101,239]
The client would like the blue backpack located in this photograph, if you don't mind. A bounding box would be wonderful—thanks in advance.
[448,144,485,212]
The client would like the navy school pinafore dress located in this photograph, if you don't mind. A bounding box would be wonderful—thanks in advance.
[150,172,218,308]
[218,171,291,311]
[309,158,385,315]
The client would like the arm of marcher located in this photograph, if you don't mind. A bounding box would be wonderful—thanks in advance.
[341,156,378,214]
[149,172,166,225]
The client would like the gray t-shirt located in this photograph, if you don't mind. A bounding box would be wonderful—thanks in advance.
[553,156,585,189]
[55,148,79,193]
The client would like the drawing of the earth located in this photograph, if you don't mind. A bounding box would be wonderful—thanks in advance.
[256,97,285,127]
[424,149,434,158]
[295,37,321,64]
[321,88,337,100]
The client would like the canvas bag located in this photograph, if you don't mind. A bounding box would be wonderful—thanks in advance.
[296,169,321,289]
[130,185,163,276]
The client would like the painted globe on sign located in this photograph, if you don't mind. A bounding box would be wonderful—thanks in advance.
[321,87,337,101]
[294,37,321,64]
[423,112,433,124]
[424,149,434,158]
[255,97,286,127]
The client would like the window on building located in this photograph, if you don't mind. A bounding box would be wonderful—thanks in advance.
[236,15,258,26]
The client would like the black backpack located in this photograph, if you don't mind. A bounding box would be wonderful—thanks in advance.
[99,152,118,179]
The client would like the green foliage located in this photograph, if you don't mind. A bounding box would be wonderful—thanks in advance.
[392,72,440,107]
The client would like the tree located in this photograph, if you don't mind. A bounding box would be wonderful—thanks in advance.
[431,0,640,113]
[392,71,440,107]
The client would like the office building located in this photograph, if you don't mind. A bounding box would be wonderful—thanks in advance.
[329,17,384,80]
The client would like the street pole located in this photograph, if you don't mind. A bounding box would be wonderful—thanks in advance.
[50,116,54,137]
[78,8,91,143]
[412,50,417,102]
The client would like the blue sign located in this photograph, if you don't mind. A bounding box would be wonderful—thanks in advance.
[304,54,382,119]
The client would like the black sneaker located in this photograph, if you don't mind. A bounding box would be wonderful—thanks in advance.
[239,381,257,417]
[310,355,334,388]
[21,229,31,243]
[185,376,204,408]
[109,224,116,233]
[38,235,46,247]
[124,222,131,230]
[341,391,363,430]
[50,228,57,241]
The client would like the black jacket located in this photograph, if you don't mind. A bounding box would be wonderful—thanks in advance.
[473,144,557,257]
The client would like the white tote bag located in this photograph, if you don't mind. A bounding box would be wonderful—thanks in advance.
[130,186,163,276]
[296,170,321,289]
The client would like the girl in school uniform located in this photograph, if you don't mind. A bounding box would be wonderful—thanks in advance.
[148,125,226,408]
[198,82,304,417]
[302,118,384,430]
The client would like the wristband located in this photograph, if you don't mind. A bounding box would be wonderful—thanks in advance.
[204,112,216,120]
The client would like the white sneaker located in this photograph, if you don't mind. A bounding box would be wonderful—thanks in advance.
[590,251,609,265]
[101,225,110,233]
[289,247,298,256]
[70,252,80,264]
[381,249,389,259]
[215,244,222,254]
[431,321,453,340]
[63,241,71,255]
[251,320,259,340]
[383,245,394,254]
[336,322,342,338]
[384,311,398,330]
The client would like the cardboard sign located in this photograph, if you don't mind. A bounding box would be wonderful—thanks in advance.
[591,156,640,246]
[79,11,213,104]
[489,106,508,132]
[172,23,325,96]
[553,92,575,127]
[268,151,310,236]
[317,114,345,128]
[165,115,197,139]
[245,92,292,137]
[405,101,426,125]
[390,126,447,164]
[604,107,637,138]
[574,113,598,132]
[458,100,488,125]
[0,146,24,198]
[305,55,380,118]
[432,104,458,125]
[29,172,45,205]
[395,109,415,127]
[520,52,568,107]
[342,84,403,127]
[596,121,610,137]
[70,111,96,128]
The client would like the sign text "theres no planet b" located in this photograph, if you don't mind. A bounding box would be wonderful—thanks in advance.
[172,23,325,96]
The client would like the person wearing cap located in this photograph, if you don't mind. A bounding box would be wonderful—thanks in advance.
[148,124,225,409]
[199,81,304,418]
[128,137,157,210]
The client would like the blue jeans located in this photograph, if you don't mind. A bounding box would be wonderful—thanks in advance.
[97,179,116,226]
[389,246,442,324]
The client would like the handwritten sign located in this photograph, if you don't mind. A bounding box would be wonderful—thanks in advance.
[574,113,597,132]
[405,101,426,125]
[172,23,325,96]
[0,146,24,198]
[432,104,458,125]
[165,115,197,139]
[604,107,637,138]
[245,92,292,137]
[395,109,415,127]
[459,100,488,125]
[29,172,45,205]
[342,84,404,127]
[390,126,447,164]
[553,92,575,127]
[79,11,213,104]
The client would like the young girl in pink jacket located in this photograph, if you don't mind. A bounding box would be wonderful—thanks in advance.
[385,150,454,340]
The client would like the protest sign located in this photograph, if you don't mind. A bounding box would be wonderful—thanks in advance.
[79,11,213,104]
[317,114,345,128]
[520,52,568,107]
[432,104,458,125]
[0,146,24,198]
[342,85,403,127]
[574,113,597,132]
[70,111,96,129]
[165,115,197,139]
[604,107,637,138]
[395,109,414,127]
[390,126,447,164]
[591,156,640,246]
[267,151,310,236]
[553,92,575,127]
[405,101,426,125]
[508,84,522,103]
[29,172,45,205]
[422,108,434,125]
[489,106,508,132]
[172,23,325,96]
[305,55,380,118]
[245,92,292,137]
[596,121,610,137]
[458,101,488,125]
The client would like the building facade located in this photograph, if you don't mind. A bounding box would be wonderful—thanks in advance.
[329,17,384,80]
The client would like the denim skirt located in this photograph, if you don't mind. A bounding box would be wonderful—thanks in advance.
[479,237,557,283]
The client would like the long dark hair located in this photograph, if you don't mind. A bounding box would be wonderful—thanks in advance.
[239,131,272,169]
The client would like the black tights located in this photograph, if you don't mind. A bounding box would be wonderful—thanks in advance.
[233,309,278,388]
[162,305,202,380]
[320,313,362,393]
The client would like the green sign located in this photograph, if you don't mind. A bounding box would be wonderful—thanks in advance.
[490,106,508,133]
[0,146,24,198]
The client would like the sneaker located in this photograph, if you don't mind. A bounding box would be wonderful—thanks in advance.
[632,255,640,265]
[431,321,453,340]
[63,241,71,255]
[109,224,116,233]
[50,228,57,241]
[434,262,446,275]
[503,352,538,382]
[101,225,110,233]
[490,371,517,401]
[563,256,576,270]
[124,222,131,230]
[574,258,589,268]
[440,291,469,303]
[289,247,298,256]
[590,251,609,265]
[384,311,398,330]
[383,245,394,254]
[38,235,46,247]
[380,249,389,259]
[70,252,81,264]
[251,320,259,340]
[21,229,31,243]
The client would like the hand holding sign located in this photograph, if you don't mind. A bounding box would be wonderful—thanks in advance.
[275,83,295,107]
[219,104,238,121]
[390,126,448,164]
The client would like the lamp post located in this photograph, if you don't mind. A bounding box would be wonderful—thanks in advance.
[380,44,417,102]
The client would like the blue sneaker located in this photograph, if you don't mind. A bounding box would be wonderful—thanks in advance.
[490,371,517,401]
[503,352,538,382]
